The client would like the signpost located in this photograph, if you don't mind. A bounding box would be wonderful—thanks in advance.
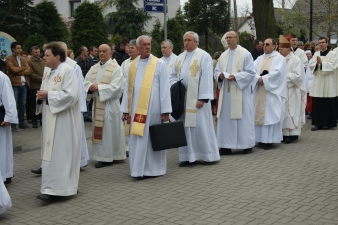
[144,0,167,40]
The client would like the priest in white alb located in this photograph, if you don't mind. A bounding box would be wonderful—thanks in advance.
[84,44,126,168]
[120,35,172,178]
[214,31,256,155]
[309,37,337,130]
[279,35,307,143]
[161,39,177,75]
[251,38,287,150]
[290,34,308,68]
[0,71,18,185]
[36,42,81,201]
[169,31,220,167]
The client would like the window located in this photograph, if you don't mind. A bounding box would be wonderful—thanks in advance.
[70,1,81,17]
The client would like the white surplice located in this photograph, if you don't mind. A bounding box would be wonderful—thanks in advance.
[169,49,220,162]
[214,48,256,149]
[306,62,314,93]
[65,57,89,167]
[293,48,308,68]
[120,55,172,177]
[84,59,126,162]
[252,51,287,143]
[161,53,177,75]
[41,63,81,196]
[282,53,307,136]
[0,72,18,181]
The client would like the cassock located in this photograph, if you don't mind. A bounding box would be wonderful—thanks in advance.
[65,57,89,167]
[252,51,287,144]
[309,49,337,128]
[0,72,18,182]
[169,48,220,163]
[305,62,314,113]
[282,53,307,138]
[40,63,81,196]
[84,59,126,162]
[120,55,172,177]
[214,45,256,149]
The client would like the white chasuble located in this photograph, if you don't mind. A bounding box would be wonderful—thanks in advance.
[309,51,337,98]
[169,48,219,163]
[41,63,81,196]
[282,53,307,136]
[214,46,256,149]
[252,51,287,143]
[84,59,126,162]
[120,55,172,177]
[161,53,177,76]
[0,72,18,181]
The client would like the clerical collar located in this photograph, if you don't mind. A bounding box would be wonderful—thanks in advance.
[320,48,330,56]
[292,47,298,52]
[100,61,106,66]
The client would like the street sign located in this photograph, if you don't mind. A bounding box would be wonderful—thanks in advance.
[144,4,164,13]
[144,0,164,3]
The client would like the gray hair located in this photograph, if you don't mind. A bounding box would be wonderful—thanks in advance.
[136,35,152,46]
[297,41,304,46]
[161,39,174,49]
[129,39,137,46]
[183,31,199,43]
[57,41,68,50]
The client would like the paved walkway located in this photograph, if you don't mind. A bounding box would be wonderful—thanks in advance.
[1,119,338,225]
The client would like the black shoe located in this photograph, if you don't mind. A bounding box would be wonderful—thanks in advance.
[32,121,38,128]
[37,194,53,202]
[283,138,292,144]
[243,148,253,154]
[264,143,272,150]
[219,148,232,155]
[31,167,42,175]
[179,161,190,167]
[95,161,107,168]
[40,120,42,126]
[19,123,30,129]
[4,178,11,184]
[311,126,322,131]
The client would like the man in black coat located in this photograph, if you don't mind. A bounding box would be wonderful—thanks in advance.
[250,40,263,60]
[112,37,129,65]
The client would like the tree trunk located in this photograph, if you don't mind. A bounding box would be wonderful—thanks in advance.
[205,29,209,52]
[252,0,276,40]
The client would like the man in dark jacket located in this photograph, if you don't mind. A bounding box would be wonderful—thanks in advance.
[75,46,93,77]
[250,40,263,60]
[112,37,129,65]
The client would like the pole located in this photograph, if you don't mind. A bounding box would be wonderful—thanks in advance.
[164,0,167,40]
[310,0,313,41]
[233,0,238,31]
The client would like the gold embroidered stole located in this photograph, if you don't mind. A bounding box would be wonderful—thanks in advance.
[91,60,118,143]
[255,57,273,126]
[42,65,68,161]
[216,46,247,119]
[176,49,204,127]
[125,56,158,137]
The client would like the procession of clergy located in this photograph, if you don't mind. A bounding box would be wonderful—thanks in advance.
[1,30,337,207]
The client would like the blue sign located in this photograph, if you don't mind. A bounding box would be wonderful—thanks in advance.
[144,0,164,3]
[144,4,164,13]
[0,32,16,62]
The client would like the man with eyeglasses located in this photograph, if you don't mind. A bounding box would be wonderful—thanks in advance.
[279,35,307,144]
[214,31,256,155]
[309,37,337,131]
[251,38,287,150]
[290,34,308,68]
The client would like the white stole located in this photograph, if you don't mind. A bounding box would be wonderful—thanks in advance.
[216,46,247,119]
[176,49,204,127]
[41,64,70,161]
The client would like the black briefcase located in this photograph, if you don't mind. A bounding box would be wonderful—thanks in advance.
[149,120,187,151]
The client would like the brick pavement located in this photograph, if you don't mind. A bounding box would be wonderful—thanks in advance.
[1,119,338,225]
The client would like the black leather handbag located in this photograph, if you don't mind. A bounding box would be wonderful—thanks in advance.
[149,120,187,151]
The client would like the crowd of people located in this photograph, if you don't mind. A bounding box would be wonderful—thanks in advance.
[0,30,337,209]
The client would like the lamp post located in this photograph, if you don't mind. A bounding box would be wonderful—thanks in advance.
[309,0,313,41]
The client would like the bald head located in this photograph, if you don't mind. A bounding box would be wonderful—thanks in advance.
[99,44,112,62]
[225,31,239,49]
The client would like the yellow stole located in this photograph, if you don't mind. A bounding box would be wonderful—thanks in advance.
[90,60,118,143]
[125,56,158,137]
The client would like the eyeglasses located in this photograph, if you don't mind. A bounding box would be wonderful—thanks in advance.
[226,37,236,39]
[263,43,271,46]
[318,42,327,44]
